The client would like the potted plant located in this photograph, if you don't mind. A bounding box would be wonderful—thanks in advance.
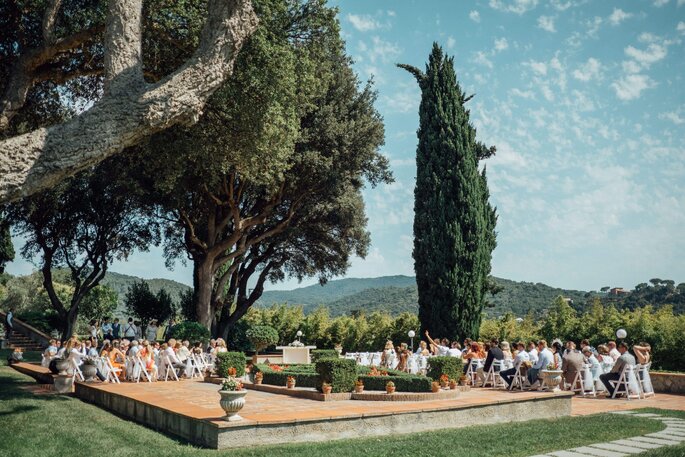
[218,377,247,422]
[322,382,332,395]
[449,378,458,390]
[227,367,237,377]
[439,373,449,389]
[458,375,468,386]
[354,380,364,393]
[286,375,296,389]
[246,325,279,363]
[386,380,396,394]
[254,371,263,385]
[541,363,563,392]
[81,358,98,381]
[431,381,440,393]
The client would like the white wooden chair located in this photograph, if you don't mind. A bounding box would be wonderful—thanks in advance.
[509,362,528,391]
[102,357,121,383]
[570,364,596,397]
[636,363,655,398]
[465,359,482,386]
[610,365,641,400]
[162,353,180,381]
[483,360,506,389]
[186,354,202,379]
[133,355,152,383]
[70,359,84,382]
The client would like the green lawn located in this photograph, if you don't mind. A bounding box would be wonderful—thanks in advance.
[0,357,681,457]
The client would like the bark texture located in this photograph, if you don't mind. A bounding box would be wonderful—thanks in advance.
[0,0,258,204]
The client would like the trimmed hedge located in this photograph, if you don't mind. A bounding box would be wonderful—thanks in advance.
[215,351,246,377]
[357,374,432,392]
[311,349,338,363]
[253,363,318,388]
[315,358,357,393]
[426,356,463,381]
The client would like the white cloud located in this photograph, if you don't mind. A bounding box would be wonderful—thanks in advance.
[382,85,420,113]
[527,60,548,75]
[489,141,528,169]
[537,15,556,32]
[447,36,456,49]
[474,51,494,69]
[625,43,668,68]
[347,14,380,32]
[469,10,481,23]
[678,21,685,33]
[494,37,509,52]
[551,0,573,10]
[573,58,602,82]
[387,10,396,17]
[585,16,603,38]
[638,32,659,43]
[653,0,670,6]
[608,8,633,26]
[489,0,539,15]
[360,36,401,64]
[622,60,642,74]
[611,74,656,100]
[510,88,535,99]
[660,111,685,125]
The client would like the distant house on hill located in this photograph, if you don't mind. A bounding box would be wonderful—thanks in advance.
[609,287,629,295]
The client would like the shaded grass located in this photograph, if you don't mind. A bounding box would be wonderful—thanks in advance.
[0,366,667,457]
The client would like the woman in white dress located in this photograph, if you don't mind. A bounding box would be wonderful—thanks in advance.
[380,340,395,368]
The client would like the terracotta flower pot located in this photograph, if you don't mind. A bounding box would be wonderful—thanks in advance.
[386,386,396,394]
[287,381,296,389]
[449,381,458,390]
[440,381,448,389]
[354,385,364,393]
[322,385,332,394]
[431,382,440,393]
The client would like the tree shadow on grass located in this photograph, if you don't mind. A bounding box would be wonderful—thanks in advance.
[0,404,40,417]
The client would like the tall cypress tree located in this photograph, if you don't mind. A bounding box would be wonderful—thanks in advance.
[399,43,497,341]
[0,213,14,274]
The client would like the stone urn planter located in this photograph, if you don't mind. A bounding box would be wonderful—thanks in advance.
[81,362,98,381]
[219,390,247,421]
[55,358,70,375]
[541,369,563,391]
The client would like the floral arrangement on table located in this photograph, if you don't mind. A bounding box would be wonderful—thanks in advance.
[288,340,305,347]
[220,377,244,392]
[546,362,559,371]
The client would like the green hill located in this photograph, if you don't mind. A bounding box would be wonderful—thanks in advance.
[99,271,191,314]
[256,275,598,317]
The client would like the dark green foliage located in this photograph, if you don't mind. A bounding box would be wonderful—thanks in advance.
[426,356,463,381]
[245,325,279,354]
[125,281,174,332]
[79,285,118,323]
[315,358,356,393]
[99,271,190,315]
[310,349,338,363]
[0,217,14,274]
[215,352,246,377]
[357,375,432,393]
[15,309,61,335]
[169,321,210,344]
[225,318,252,353]
[252,363,319,388]
[178,289,196,322]
[401,43,497,341]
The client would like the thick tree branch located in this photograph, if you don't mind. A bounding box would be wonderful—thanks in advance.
[0,0,258,204]
[104,0,144,96]
[42,0,63,44]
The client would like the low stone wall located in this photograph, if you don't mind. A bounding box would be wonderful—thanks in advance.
[651,372,685,394]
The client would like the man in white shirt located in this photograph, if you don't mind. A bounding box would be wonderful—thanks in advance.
[447,342,462,358]
[500,342,530,388]
[608,341,621,361]
[527,340,553,387]
[424,331,449,356]
[123,318,137,339]
[165,339,185,377]
[129,340,140,357]
[527,341,539,365]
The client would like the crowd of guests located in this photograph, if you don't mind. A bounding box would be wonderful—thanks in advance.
[40,326,231,382]
[379,331,652,398]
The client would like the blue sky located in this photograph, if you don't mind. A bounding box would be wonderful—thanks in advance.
[7,0,685,292]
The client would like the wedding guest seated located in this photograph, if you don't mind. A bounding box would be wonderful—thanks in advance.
[527,341,539,365]
[178,340,192,362]
[580,339,597,356]
[206,339,217,354]
[42,339,58,367]
[477,339,504,384]
[67,338,105,381]
[7,347,23,365]
[633,342,651,365]
[501,342,530,388]
[600,342,636,397]
[562,341,584,390]
[597,344,614,365]
[448,341,462,358]
[425,331,449,356]
[607,340,621,361]
[139,341,158,380]
[551,341,563,369]
[527,340,553,388]
[108,340,127,378]
[582,346,602,382]
[500,341,513,361]
[192,342,204,355]
[462,342,485,374]
[129,340,141,357]
[164,339,186,377]
[415,341,430,356]
[214,338,228,355]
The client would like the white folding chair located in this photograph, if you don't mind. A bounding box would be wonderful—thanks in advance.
[186,355,202,379]
[465,359,482,386]
[71,359,85,382]
[418,355,428,375]
[483,360,506,389]
[610,365,641,400]
[570,364,596,397]
[134,356,152,383]
[509,362,528,391]
[636,363,655,398]
[163,353,180,381]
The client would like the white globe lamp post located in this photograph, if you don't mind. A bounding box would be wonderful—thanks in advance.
[408,330,416,352]
[616,329,627,339]
[296,330,303,342]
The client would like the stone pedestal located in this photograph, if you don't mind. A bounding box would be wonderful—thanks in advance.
[276,346,317,364]
[53,374,74,394]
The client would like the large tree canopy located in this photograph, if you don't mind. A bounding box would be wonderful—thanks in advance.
[400,43,497,342]
[123,0,390,332]
[0,0,258,204]
[6,167,159,339]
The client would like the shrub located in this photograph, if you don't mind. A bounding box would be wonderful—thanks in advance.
[216,351,246,377]
[426,356,463,381]
[252,363,318,388]
[357,374,432,392]
[246,325,279,355]
[169,321,210,344]
[315,358,356,393]
[311,349,338,363]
